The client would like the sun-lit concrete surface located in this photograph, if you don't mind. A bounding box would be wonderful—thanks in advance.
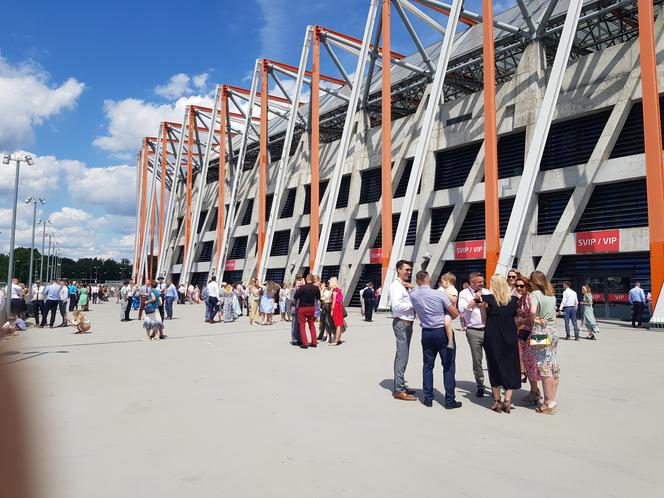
[2,301,663,498]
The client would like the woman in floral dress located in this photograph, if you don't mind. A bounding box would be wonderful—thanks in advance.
[529,271,560,415]
[514,275,541,404]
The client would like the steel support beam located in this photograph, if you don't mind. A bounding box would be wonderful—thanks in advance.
[381,0,393,281]
[310,27,321,271]
[638,0,664,320]
[312,0,381,276]
[256,28,311,282]
[183,108,195,279]
[215,87,228,281]
[483,0,500,278]
[257,60,269,279]
[378,0,464,310]
[496,0,584,275]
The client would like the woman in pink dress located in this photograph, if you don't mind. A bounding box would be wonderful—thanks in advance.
[329,277,345,346]
[515,275,541,404]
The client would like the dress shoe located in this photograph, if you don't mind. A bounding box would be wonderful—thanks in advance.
[309,343,317,348]
[404,387,416,395]
[476,386,485,397]
[393,391,417,401]
[445,401,462,410]
[422,399,433,407]
[300,344,309,349]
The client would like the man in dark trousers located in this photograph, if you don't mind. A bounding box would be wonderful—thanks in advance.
[293,274,321,349]
[362,282,376,321]
[290,274,303,346]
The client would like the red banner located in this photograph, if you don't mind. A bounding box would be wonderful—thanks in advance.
[224,259,236,271]
[575,230,619,253]
[454,240,485,260]
[608,293,629,303]
[591,292,605,303]
[370,248,382,264]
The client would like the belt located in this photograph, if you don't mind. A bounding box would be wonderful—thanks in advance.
[466,326,485,331]
[393,317,414,323]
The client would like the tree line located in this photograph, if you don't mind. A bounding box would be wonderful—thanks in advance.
[0,247,133,284]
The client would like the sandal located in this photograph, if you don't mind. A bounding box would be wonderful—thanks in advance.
[502,400,512,414]
[521,390,541,404]
[490,400,502,413]
[536,401,557,415]
[521,371,527,384]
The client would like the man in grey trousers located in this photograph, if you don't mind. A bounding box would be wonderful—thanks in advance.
[458,272,490,397]
[388,260,417,401]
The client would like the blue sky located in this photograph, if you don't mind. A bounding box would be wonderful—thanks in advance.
[0,0,514,260]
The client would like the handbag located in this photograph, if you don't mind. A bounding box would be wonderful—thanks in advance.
[342,304,348,318]
[518,329,531,341]
[530,322,551,348]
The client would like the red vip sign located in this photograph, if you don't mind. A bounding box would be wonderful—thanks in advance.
[575,230,619,253]
[454,240,485,260]
[591,292,605,303]
[608,293,629,303]
[224,259,236,271]
[370,248,382,264]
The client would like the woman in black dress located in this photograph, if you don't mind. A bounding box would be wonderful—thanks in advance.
[481,274,521,413]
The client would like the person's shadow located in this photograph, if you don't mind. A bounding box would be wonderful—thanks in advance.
[378,379,454,407]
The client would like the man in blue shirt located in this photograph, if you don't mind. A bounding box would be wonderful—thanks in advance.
[41,279,62,328]
[68,281,78,311]
[629,281,647,328]
[410,270,460,409]
[164,278,178,320]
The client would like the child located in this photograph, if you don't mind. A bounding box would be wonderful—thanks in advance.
[71,309,91,334]
[439,272,458,349]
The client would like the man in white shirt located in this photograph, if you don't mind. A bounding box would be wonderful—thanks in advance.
[156,277,167,320]
[58,280,70,327]
[559,281,580,340]
[9,278,24,316]
[30,280,45,328]
[458,272,491,397]
[91,285,99,304]
[388,260,417,401]
[206,277,220,323]
[178,284,186,304]
[359,283,368,317]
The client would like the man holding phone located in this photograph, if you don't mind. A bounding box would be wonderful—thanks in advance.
[458,272,491,397]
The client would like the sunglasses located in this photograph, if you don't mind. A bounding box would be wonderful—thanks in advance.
[515,284,526,288]
[507,275,517,279]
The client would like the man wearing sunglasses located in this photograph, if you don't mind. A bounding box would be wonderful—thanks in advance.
[388,260,417,401]
[458,272,491,397]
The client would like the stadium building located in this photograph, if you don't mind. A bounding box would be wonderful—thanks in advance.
[134,0,664,322]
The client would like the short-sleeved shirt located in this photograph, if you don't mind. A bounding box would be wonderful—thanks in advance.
[144,289,160,313]
[410,285,452,329]
[532,290,556,325]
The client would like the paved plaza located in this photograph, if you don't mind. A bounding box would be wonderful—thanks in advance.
[2,302,663,498]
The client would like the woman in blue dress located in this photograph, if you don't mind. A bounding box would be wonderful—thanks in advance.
[259,282,277,325]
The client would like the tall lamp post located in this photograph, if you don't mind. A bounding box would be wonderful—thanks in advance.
[38,218,52,281]
[3,152,35,315]
[46,234,56,282]
[25,197,45,292]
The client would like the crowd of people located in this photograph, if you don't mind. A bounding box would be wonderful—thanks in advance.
[2,263,654,416]
[0,277,98,335]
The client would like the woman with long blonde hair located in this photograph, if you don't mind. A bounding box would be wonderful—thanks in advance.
[529,270,560,415]
[480,274,520,413]
[580,284,599,340]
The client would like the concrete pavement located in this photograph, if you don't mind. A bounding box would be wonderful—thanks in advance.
[2,301,663,498]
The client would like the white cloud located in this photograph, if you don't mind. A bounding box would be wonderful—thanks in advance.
[0,153,139,260]
[155,72,210,99]
[93,94,214,157]
[0,54,85,149]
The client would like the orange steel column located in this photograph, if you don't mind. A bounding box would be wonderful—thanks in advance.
[310,28,321,272]
[258,61,269,278]
[381,0,393,282]
[184,109,194,268]
[149,195,156,281]
[483,0,500,278]
[136,139,149,282]
[158,124,168,258]
[216,87,228,274]
[638,0,664,308]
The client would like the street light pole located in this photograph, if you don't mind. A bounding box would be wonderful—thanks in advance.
[2,152,34,316]
[46,234,53,282]
[26,197,45,292]
[38,218,51,281]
